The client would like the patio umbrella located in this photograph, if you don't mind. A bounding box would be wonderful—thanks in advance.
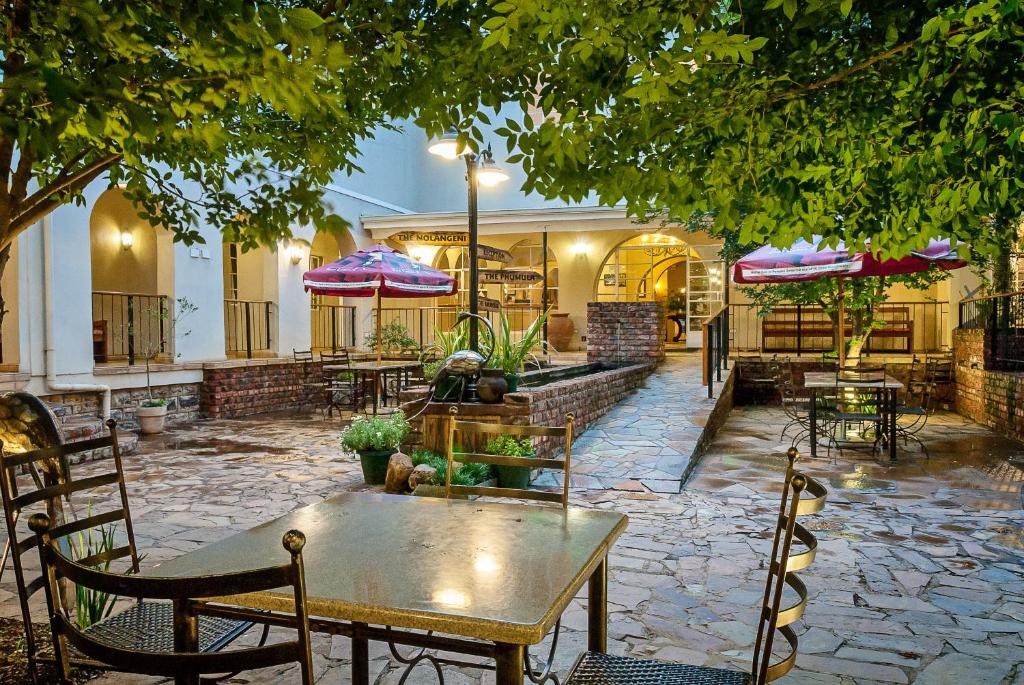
[303,244,458,363]
[732,237,967,366]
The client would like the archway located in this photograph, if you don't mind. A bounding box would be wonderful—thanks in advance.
[89,188,175,365]
[309,229,357,351]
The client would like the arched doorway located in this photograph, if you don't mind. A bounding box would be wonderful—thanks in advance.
[595,233,724,347]
[89,188,175,365]
[309,230,357,351]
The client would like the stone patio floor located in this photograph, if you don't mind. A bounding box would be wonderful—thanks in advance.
[2,355,1023,684]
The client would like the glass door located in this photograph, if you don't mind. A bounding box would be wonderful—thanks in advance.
[686,256,726,348]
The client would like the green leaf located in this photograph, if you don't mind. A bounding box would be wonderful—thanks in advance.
[286,8,325,31]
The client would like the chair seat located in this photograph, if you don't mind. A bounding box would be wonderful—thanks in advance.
[896,406,925,417]
[566,652,750,685]
[86,601,253,653]
[833,411,882,422]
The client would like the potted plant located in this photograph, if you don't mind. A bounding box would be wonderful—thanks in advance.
[491,309,550,392]
[364,321,420,358]
[340,410,410,484]
[408,449,494,498]
[483,434,535,489]
[136,297,197,434]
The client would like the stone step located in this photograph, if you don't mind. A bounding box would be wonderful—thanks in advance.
[54,413,139,465]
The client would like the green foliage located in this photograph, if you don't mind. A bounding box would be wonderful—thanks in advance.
[340,410,409,452]
[483,435,535,458]
[72,520,118,629]
[409,448,492,486]
[364,321,419,354]
[141,398,167,408]
[421,359,443,381]
[489,309,550,375]
[479,1,1024,258]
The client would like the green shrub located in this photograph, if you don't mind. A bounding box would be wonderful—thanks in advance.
[340,410,409,452]
[483,435,535,457]
[410,449,492,486]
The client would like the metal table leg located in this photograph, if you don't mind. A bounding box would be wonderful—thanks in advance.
[889,388,897,462]
[495,642,525,685]
[371,370,380,416]
[587,558,608,652]
[173,598,200,685]
[809,388,818,459]
[352,622,370,684]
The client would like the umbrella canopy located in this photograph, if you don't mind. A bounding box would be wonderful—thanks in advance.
[733,237,967,284]
[303,244,458,297]
[732,237,967,366]
[303,244,457,364]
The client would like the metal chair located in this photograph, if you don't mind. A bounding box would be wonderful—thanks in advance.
[0,420,258,683]
[28,513,313,685]
[829,365,887,458]
[445,406,575,507]
[320,350,364,416]
[565,448,827,685]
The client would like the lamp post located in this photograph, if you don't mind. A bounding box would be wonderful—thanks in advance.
[428,129,509,351]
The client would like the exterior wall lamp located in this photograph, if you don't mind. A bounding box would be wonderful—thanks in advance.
[427,128,510,352]
[120,229,134,251]
[286,241,305,265]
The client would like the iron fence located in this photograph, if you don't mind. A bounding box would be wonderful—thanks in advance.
[702,305,729,398]
[224,299,273,358]
[959,291,1024,371]
[373,305,546,350]
[91,291,169,365]
[311,304,357,352]
[729,301,949,355]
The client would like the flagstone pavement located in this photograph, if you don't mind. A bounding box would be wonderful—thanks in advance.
[3,355,1022,684]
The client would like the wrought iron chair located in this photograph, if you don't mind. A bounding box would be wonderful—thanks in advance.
[320,349,364,416]
[445,406,575,507]
[28,512,313,685]
[0,420,259,683]
[829,365,887,458]
[925,354,954,410]
[565,448,827,685]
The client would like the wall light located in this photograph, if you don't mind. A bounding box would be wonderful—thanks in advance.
[120,229,134,250]
[571,236,590,256]
[286,241,305,265]
[408,245,434,263]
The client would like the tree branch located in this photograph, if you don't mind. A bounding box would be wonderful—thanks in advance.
[8,153,122,236]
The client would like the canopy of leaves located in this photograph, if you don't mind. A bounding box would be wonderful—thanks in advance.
[478,0,1024,259]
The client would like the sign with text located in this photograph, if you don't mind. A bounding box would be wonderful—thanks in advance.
[478,244,512,264]
[480,297,502,311]
[392,230,467,245]
[480,269,545,284]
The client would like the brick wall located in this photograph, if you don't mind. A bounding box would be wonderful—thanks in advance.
[953,329,1024,442]
[402,362,654,459]
[42,383,201,430]
[587,301,666,364]
[201,359,318,419]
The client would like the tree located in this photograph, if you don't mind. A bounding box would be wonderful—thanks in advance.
[485,1,1024,260]
[0,0,548,329]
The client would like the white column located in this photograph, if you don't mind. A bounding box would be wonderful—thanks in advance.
[173,228,227,362]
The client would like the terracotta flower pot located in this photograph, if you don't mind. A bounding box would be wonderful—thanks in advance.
[137,404,167,434]
[547,312,575,352]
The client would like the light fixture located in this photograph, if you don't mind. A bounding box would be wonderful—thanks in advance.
[408,245,434,263]
[571,236,590,256]
[286,241,305,265]
[476,146,510,187]
[120,229,134,250]
[427,128,462,160]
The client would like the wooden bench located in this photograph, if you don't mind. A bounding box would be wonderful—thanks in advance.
[762,306,913,353]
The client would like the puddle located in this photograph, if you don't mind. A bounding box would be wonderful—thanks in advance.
[913,533,950,545]
[871,531,908,542]
[989,529,1024,551]
[161,437,298,456]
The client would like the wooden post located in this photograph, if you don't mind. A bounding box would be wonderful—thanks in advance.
[376,290,383,365]
[837,277,846,368]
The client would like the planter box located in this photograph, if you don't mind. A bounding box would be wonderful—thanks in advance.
[411,479,497,500]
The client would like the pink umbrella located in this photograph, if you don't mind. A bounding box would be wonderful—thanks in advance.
[303,244,458,363]
[733,237,967,365]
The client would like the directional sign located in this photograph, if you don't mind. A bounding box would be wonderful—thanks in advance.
[479,269,545,284]
[392,230,467,246]
[479,297,502,311]
[478,244,512,264]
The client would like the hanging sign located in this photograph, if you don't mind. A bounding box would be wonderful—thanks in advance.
[478,244,512,264]
[479,296,502,311]
[392,230,468,245]
[480,269,544,284]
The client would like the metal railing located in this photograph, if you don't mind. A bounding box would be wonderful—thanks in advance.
[224,299,273,358]
[959,291,1024,371]
[92,291,170,365]
[373,305,547,349]
[702,304,729,398]
[311,304,357,352]
[729,301,950,355]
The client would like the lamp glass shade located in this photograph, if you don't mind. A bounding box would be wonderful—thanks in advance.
[120,230,134,249]
[427,129,461,160]
[476,158,510,187]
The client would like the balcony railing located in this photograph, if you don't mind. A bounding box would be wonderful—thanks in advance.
[729,301,949,355]
[959,291,1024,371]
[92,291,170,366]
[702,304,729,398]
[311,304,357,352]
[374,305,546,349]
[224,299,273,358]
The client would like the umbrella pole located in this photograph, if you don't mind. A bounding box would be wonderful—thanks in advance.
[376,290,383,365]
[837,276,846,368]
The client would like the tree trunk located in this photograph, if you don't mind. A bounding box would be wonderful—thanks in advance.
[0,243,10,344]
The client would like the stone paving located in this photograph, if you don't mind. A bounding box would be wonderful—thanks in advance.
[2,355,1023,684]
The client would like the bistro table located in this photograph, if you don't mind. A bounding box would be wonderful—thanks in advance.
[149,492,628,685]
[325,360,420,415]
[804,371,904,462]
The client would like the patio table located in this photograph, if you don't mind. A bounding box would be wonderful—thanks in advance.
[804,371,905,462]
[148,492,628,685]
[324,360,420,415]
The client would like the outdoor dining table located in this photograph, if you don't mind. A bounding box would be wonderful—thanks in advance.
[148,492,628,685]
[324,360,421,415]
[804,371,905,462]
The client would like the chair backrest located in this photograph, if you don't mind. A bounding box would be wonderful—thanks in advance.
[750,447,827,684]
[319,350,351,364]
[837,364,886,385]
[28,513,313,684]
[445,406,574,507]
[0,419,139,674]
[926,357,954,384]
[292,349,314,364]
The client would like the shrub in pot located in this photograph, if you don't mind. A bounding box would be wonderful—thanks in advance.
[137,398,168,435]
[484,435,535,489]
[408,449,493,497]
[489,309,549,393]
[340,411,410,485]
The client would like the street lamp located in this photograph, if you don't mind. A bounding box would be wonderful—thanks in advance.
[428,129,509,351]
